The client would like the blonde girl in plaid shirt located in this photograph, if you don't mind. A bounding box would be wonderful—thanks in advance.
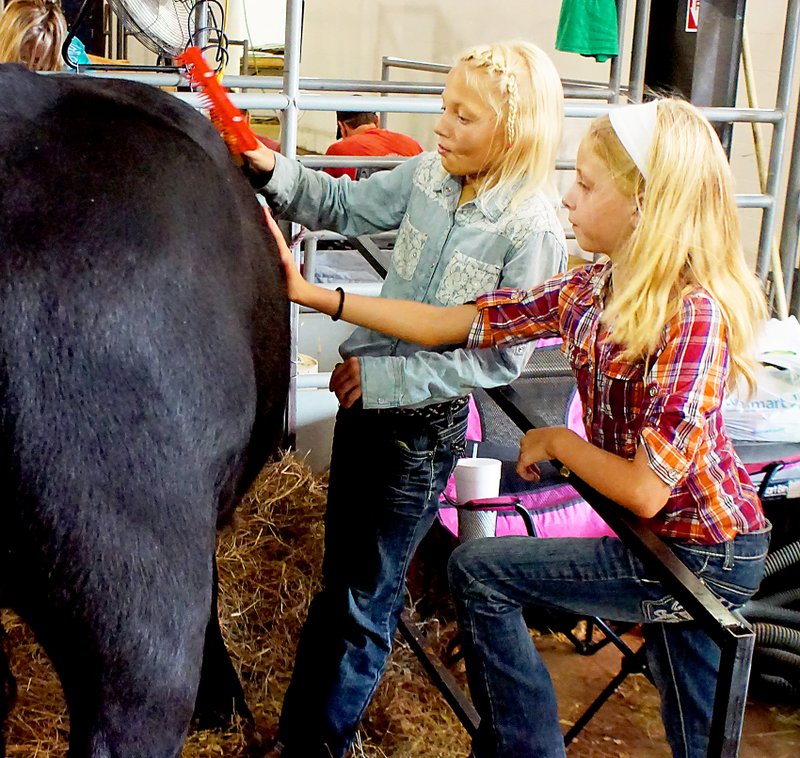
[269,98,771,757]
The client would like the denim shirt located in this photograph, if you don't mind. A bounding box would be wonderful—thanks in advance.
[261,151,567,408]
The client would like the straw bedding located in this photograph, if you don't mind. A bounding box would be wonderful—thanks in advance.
[1,453,471,757]
[9,453,793,756]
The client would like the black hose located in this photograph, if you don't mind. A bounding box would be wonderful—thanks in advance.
[753,622,800,654]
[748,539,800,705]
[741,601,800,630]
[754,646,800,673]
[755,586,800,608]
[764,540,800,578]
[751,673,800,700]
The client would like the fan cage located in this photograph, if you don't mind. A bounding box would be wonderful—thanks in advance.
[106,0,228,65]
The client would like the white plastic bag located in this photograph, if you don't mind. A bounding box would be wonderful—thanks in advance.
[722,317,800,442]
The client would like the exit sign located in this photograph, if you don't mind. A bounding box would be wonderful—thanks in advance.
[686,0,700,32]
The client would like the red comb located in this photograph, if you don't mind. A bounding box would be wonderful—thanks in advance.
[177,46,259,154]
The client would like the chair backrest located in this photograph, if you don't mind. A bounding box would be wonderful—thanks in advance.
[439,342,614,542]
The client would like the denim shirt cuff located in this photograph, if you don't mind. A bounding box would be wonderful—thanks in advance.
[258,152,301,212]
[360,356,402,409]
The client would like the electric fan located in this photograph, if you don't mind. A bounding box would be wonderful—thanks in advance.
[105,0,194,57]
[88,0,228,61]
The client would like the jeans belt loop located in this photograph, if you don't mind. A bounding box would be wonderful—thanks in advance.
[723,540,735,571]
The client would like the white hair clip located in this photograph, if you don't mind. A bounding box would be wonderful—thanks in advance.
[608,100,659,181]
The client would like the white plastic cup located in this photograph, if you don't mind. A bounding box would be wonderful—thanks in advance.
[454,458,502,541]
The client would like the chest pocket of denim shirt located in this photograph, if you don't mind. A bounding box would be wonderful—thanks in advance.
[597,357,645,425]
[393,215,428,280]
[436,251,501,306]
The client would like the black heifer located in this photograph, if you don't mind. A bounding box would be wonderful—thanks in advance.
[0,64,289,756]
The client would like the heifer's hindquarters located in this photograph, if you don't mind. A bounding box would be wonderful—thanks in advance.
[6,467,218,756]
[0,67,287,756]
[5,305,258,756]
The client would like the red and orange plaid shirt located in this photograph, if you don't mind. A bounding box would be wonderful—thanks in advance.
[468,263,765,544]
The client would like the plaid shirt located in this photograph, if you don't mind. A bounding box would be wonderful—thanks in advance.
[468,263,765,544]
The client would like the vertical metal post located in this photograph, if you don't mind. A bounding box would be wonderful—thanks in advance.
[756,0,800,283]
[777,0,800,312]
[282,0,303,444]
[282,0,302,160]
[303,235,318,285]
[115,15,125,60]
[628,0,652,102]
[607,0,627,103]
[793,256,800,317]
[707,628,756,757]
[193,0,209,50]
[379,58,390,129]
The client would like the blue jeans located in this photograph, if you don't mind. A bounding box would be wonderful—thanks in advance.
[448,528,771,758]
[278,401,468,758]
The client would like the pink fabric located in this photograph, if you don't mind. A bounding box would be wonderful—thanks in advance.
[441,344,796,543]
[467,395,482,442]
[566,389,587,439]
[743,454,800,476]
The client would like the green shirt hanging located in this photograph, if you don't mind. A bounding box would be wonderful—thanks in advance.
[556,0,619,63]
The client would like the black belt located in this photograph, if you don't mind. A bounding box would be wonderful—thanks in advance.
[374,396,469,421]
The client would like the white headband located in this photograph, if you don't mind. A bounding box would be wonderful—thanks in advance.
[608,101,659,180]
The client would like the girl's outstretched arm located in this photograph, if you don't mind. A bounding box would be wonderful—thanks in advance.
[265,208,477,347]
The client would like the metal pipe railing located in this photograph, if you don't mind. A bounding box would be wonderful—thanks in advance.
[778,1,800,314]
[607,0,627,104]
[282,0,303,444]
[627,0,652,103]
[757,0,800,285]
[378,0,651,117]
[79,0,796,418]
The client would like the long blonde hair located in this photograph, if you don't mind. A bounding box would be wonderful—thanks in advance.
[456,41,564,207]
[0,0,66,72]
[593,98,767,393]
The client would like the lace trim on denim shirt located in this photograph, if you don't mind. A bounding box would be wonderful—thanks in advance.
[392,215,428,280]
[458,194,563,249]
[411,153,451,209]
[436,252,501,305]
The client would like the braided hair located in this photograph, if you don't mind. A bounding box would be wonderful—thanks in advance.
[456,41,563,208]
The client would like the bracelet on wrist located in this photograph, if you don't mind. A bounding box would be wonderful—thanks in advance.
[331,287,345,321]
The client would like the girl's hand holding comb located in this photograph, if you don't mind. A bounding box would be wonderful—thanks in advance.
[244,142,277,174]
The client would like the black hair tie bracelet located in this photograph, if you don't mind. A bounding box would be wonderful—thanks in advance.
[331,287,345,321]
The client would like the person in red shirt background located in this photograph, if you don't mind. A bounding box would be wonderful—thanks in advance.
[324,110,423,180]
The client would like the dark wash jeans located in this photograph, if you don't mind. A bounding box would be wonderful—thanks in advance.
[278,401,468,758]
[448,527,771,758]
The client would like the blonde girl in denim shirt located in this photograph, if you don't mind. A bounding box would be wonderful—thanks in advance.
[270,99,770,757]
[246,41,566,758]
